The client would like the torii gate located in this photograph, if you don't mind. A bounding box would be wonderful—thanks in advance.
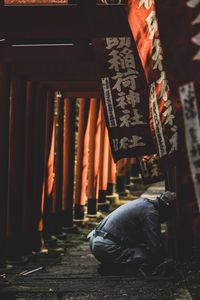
[0,0,199,264]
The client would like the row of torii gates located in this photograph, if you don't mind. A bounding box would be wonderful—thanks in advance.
[0,2,141,267]
[0,1,200,267]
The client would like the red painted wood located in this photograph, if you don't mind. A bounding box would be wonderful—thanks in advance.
[87,98,101,215]
[74,98,90,219]
[62,97,76,226]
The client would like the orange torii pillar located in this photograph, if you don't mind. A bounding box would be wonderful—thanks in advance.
[116,158,129,197]
[62,97,76,227]
[87,98,101,216]
[52,94,64,234]
[74,98,90,220]
[0,64,10,266]
[7,73,27,260]
[98,107,110,211]
[106,147,116,196]
[41,91,55,240]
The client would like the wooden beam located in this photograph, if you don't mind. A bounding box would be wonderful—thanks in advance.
[0,6,131,42]
[11,61,98,81]
[1,44,94,63]
[42,80,100,96]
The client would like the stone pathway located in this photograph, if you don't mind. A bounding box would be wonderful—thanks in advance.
[1,181,200,299]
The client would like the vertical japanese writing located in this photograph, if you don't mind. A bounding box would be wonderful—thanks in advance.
[112,135,145,152]
[187,0,200,60]
[138,154,163,185]
[141,1,177,156]
[150,82,167,157]
[146,11,158,40]
[101,77,117,128]
[105,37,147,129]
[104,37,146,150]
[95,32,157,161]
[179,82,200,211]
[139,0,154,9]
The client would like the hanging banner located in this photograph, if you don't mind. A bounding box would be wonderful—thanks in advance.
[127,0,177,168]
[93,37,155,163]
[179,82,200,212]
[138,154,164,185]
[155,1,200,245]
[155,0,200,86]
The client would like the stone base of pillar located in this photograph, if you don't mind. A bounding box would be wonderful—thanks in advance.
[118,190,130,198]
[61,210,74,228]
[49,212,63,236]
[116,175,125,193]
[98,189,107,204]
[98,190,110,211]
[87,211,105,220]
[98,201,110,212]
[6,230,42,261]
[106,193,119,206]
[43,210,63,239]
[74,204,85,220]
[87,198,97,215]
[73,218,90,225]
[106,182,116,195]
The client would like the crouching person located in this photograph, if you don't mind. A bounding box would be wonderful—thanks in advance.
[87,191,176,275]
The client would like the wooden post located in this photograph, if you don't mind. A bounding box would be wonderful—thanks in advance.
[125,158,132,187]
[106,146,116,196]
[62,97,76,227]
[87,98,101,216]
[41,91,55,240]
[74,98,90,220]
[0,64,10,266]
[52,94,64,234]
[163,166,180,260]
[130,157,140,178]
[29,84,47,250]
[7,70,26,260]
[22,81,42,254]
[116,158,129,197]
[98,107,109,211]
[172,162,200,260]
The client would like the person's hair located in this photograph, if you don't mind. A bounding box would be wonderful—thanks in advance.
[157,191,176,222]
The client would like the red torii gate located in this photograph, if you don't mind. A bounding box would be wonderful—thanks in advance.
[1,0,199,264]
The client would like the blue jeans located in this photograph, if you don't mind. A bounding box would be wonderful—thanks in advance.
[88,230,147,265]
